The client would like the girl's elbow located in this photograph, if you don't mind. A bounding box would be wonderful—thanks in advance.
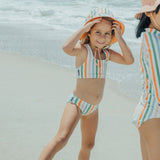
[126,57,134,65]
[62,45,75,56]
[130,56,134,64]
[62,45,68,53]
[62,45,71,55]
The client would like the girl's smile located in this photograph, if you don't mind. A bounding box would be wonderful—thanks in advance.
[97,41,105,45]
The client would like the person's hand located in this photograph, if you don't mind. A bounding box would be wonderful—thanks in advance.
[82,18,102,33]
[112,22,122,40]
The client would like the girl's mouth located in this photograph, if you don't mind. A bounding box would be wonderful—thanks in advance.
[97,41,105,45]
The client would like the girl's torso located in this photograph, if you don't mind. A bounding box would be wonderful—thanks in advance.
[132,28,160,128]
[139,28,160,104]
[73,44,109,104]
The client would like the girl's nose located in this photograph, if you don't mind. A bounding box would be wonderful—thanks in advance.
[98,34,104,38]
[100,34,106,39]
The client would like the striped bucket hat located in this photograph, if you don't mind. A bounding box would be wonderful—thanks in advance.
[135,0,160,19]
[80,8,125,45]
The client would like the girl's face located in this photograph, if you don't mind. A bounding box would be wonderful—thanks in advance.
[149,7,160,30]
[88,19,113,49]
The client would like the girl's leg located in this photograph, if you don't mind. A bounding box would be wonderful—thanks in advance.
[139,133,150,160]
[39,103,81,160]
[139,118,160,160]
[78,109,98,160]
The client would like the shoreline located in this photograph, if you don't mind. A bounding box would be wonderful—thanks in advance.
[0,21,141,99]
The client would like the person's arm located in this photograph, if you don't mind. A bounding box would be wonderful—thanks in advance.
[62,28,87,56]
[109,22,134,65]
[62,19,102,56]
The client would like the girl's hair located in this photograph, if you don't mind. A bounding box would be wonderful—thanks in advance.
[136,4,160,38]
[80,17,114,48]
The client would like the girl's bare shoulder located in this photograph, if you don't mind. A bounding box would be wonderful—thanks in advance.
[76,43,88,58]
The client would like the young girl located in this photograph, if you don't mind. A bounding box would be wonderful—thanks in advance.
[132,0,160,159]
[39,8,134,160]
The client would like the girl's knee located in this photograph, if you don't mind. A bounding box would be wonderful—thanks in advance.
[82,141,95,150]
[55,132,70,146]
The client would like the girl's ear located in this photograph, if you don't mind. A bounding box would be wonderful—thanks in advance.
[145,12,151,17]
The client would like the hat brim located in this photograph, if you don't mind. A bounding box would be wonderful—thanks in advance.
[135,0,160,19]
[80,16,125,45]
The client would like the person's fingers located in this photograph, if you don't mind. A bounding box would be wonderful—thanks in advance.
[112,21,120,26]
[89,18,102,25]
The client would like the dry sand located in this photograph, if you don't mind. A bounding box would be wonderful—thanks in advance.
[0,52,141,160]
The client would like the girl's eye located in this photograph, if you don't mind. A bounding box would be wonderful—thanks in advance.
[96,31,100,34]
[105,32,111,35]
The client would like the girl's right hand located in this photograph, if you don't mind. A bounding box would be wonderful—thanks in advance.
[82,18,102,32]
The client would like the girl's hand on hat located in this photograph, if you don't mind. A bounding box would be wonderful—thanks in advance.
[112,22,122,40]
[83,18,102,33]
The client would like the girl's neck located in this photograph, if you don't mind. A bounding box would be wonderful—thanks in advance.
[148,23,154,29]
[148,23,160,31]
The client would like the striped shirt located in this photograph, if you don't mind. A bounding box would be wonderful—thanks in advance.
[77,44,110,78]
[132,28,160,128]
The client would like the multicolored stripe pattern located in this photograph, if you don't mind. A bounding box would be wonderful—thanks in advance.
[135,13,143,20]
[77,44,109,79]
[132,28,160,128]
[85,8,114,24]
[68,94,99,116]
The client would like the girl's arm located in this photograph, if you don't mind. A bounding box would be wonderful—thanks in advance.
[62,28,87,56]
[109,22,134,65]
[62,19,101,56]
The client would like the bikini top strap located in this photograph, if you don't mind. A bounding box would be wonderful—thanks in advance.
[84,44,110,60]
[103,48,110,61]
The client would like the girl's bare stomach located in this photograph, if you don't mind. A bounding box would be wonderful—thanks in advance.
[73,78,105,105]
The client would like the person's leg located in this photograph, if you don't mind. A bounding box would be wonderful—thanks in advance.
[39,103,81,160]
[78,109,98,160]
[139,118,160,160]
[139,133,150,160]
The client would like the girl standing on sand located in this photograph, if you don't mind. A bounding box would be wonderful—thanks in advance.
[39,8,134,160]
[132,0,160,159]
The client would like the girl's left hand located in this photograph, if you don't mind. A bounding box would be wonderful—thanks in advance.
[112,22,122,40]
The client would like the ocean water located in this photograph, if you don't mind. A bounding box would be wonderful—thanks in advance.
[0,0,143,98]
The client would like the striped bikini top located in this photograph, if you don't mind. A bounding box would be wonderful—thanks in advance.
[140,28,160,102]
[77,44,110,79]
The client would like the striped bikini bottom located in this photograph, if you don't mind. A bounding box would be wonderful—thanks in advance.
[132,94,160,129]
[67,94,99,116]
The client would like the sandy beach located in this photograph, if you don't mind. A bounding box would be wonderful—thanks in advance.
[0,51,141,160]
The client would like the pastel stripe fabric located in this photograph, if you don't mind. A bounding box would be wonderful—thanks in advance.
[85,8,114,24]
[68,94,99,116]
[77,44,109,78]
[135,13,143,20]
[133,28,160,128]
